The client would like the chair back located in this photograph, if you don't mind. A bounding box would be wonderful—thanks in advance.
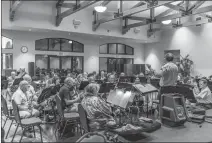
[12,100,21,124]
[1,96,9,116]
[78,104,90,133]
[55,94,64,118]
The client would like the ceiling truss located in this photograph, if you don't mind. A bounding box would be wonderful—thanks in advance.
[8,0,212,37]
[9,0,22,21]
[56,0,99,26]
[92,0,212,37]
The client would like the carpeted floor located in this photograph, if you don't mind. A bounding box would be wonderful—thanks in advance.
[2,108,212,142]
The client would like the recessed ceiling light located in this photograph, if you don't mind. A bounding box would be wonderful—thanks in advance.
[100,37,102,38]
[162,20,172,25]
[69,41,72,44]
[68,33,71,35]
[29,29,32,31]
[94,5,107,13]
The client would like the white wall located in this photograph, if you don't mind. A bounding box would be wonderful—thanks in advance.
[144,23,212,77]
[2,29,145,73]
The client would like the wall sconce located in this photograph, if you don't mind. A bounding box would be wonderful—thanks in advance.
[73,19,81,29]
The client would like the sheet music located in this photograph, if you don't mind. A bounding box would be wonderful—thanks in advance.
[133,84,158,94]
[107,89,135,109]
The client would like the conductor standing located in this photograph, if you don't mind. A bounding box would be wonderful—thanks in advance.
[155,53,179,99]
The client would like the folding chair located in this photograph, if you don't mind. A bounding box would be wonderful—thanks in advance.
[55,94,80,139]
[78,104,90,135]
[11,100,43,142]
[1,96,15,139]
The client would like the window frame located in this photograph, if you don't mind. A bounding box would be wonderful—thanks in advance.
[99,43,134,55]
[35,54,84,72]
[35,38,84,53]
[1,53,13,70]
[1,36,13,49]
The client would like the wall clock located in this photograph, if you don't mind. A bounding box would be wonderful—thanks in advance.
[21,46,28,53]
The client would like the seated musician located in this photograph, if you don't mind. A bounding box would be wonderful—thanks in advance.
[100,70,106,80]
[120,72,125,77]
[134,77,141,84]
[88,73,96,83]
[12,80,39,118]
[93,71,97,80]
[59,77,81,113]
[108,74,116,83]
[8,71,17,87]
[17,67,27,78]
[6,71,17,100]
[82,72,88,81]
[193,78,212,106]
[51,75,61,95]
[23,75,37,98]
[81,83,116,131]
[209,75,212,81]
[138,72,144,77]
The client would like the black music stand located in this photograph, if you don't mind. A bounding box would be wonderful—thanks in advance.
[37,87,52,104]
[150,78,160,89]
[116,82,133,91]
[79,81,89,90]
[119,76,133,83]
[95,80,104,84]
[98,83,115,93]
[60,76,66,84]
[139,77,147,84]
[12,78,23,86]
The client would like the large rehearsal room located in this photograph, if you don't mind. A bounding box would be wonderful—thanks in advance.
[1,0,212,142]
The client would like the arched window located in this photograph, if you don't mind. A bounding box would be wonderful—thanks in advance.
[35,38,84,53]
[1,36,13,69]
[99,43,134,55]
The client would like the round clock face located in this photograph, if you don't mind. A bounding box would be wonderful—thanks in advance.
[21,46,28,53]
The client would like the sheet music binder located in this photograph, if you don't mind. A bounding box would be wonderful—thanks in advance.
[79,81,89,90]
[133,84,158,94]
[37,87,52,104]
[119,76,133,83]
[12,78,23,86]
[107,89,135,109]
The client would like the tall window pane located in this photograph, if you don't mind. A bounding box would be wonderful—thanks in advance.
[61,39,72,52]
[49,56,60,69]
[108,44,116,54]
[2,36,13,49]
[49,38,61,51]
[61,56,72,70]
[117,44,125,54]
[35,39,48,50]
[99,57,108,72]
[72,56,83,72]
[126,46,133,55]
[73,42,83,52]
[2,53,13,69]
[35,55,48,69]
[100,44,107,54]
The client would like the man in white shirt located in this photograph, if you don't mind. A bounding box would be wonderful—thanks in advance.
[194,78,212,105]
[12,80,39,118]
[155,53,178,100]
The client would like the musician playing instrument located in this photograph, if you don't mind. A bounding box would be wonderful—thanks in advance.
[12,80,39,118]
[100,70,106,81]
[59,77,81,113]
[8,71,17,87]
[108,74,116,83]
[193,78,212,106]
[17,67,27,78]
[81,83,116,131]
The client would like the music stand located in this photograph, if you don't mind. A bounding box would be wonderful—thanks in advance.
[139,77,147,84]
[60,76,66,84]
[12,78,23,86]
[95,80,104,84]
[79,81,89,90]
[37,87,52,104]
[119,76,133,83]
[98,83,115,93]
